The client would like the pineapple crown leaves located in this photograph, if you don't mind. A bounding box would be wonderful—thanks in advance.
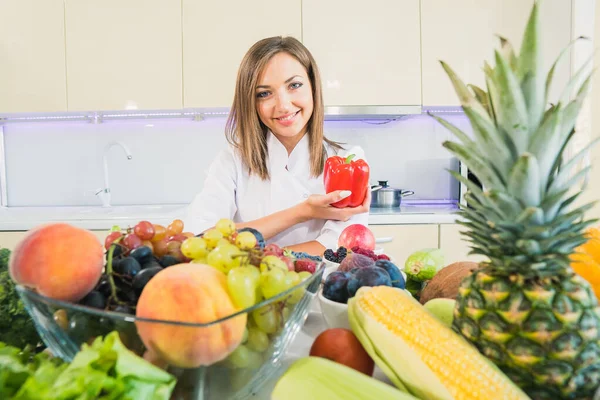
[430,0,598,275]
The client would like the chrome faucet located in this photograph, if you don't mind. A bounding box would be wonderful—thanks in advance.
[96,141,133,207]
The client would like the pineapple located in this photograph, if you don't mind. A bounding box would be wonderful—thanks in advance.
[432,1,600,399]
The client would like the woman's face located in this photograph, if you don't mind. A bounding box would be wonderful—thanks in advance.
[255,52,314,145]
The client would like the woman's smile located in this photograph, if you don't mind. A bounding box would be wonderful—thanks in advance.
[275,110,300,126]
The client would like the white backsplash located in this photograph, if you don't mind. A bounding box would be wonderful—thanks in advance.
[3,113,471,207]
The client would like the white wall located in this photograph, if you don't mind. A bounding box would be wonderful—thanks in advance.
[3,114,467,207]
[575,0,600,220]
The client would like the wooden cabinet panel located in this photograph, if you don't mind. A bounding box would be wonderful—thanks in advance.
[183,0,301,108]
[65,0,183,111]
[303,0,421,106]
[369,224,439,266]
[0,0,67,113]
[439,223,488,265]
[421,0,572,106]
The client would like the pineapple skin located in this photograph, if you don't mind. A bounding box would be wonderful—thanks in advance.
[453,268,600,399]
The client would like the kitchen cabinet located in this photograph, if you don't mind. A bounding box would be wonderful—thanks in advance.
[183,0,302,108]
[0,232,28,251]
[439,223,488,265]
[0,0,67,113]
[421,0,572,107]
[0,231,107,251]
[302,0,421,107]
[65,0,182,111]
[368,224,438,266]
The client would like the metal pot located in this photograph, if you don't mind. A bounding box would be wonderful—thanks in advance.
[370,180,414,208]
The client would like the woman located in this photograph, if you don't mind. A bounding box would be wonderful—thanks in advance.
[185,36,370,255]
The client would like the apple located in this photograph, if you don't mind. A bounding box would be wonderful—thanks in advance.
[309,328,374,376]
[338,224,375,251]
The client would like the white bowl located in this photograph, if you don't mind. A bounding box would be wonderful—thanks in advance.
[322,259,340,281]
[318,288,350,330]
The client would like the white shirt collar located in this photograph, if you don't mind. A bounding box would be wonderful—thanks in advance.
[267,131,310,177]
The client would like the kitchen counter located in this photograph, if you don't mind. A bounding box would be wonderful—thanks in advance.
[368,201,460,225]
[0,201,460,231]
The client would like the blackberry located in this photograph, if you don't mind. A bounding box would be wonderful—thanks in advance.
[324,249,336,262]
[336,246,348,262]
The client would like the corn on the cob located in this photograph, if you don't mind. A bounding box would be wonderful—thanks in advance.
[348,286,530,400]
[271,356,419,400]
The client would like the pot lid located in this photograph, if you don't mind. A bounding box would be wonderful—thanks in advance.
[373,180,400,192]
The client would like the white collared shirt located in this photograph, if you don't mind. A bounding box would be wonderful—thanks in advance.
[184,132,369,250]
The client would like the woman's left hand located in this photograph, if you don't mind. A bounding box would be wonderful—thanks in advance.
[299,185,371,222]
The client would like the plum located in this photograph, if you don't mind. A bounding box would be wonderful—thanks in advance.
[323,271,352,304]
[338,253,375,273]
[347,267,392,298]
[375,260,405,289]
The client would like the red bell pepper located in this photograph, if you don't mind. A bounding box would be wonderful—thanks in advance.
[324,154,370,208]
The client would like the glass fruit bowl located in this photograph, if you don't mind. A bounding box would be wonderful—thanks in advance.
[16,262,324,400]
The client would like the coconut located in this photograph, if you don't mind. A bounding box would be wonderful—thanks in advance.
[419,261,479,305]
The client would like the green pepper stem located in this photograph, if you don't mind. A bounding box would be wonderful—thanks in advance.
[344,154,356,164]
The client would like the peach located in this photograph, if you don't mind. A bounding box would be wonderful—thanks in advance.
[135,263,247,368]
[9,223,104,302]
[309,328,375,376]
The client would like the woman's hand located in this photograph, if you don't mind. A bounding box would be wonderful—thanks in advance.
[298,187,371,222]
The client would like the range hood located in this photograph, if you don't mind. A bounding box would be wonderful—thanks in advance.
[324,105,422,120]
[0,105,427,124]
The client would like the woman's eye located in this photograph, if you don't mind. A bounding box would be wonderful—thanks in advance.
[290,82,303,89]
[256,91,270,99]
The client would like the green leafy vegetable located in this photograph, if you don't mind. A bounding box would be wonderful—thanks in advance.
[0,248,42,350]
[0,332,177,400]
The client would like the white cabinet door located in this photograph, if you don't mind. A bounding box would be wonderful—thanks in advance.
[369,224,439,267]
[0,231,28,250]
[302,0,421,107]
[183,0,302,108]
[0,0,67,113]
[421,0,572,106]
[65,0,182,111]
[439,223,488,265]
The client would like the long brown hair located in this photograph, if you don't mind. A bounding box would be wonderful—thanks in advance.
[225,36,342,180]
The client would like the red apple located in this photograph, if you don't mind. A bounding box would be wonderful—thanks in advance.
[338,224,375,251]
[309,328,374,376]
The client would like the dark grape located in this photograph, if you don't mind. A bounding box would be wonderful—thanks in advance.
[106,243,125,260]
[141,258,162,270]
[130,246,153,264]
[375,260,405,289]
[118,287,137,304]
[95,275,112,297]
[79,290,106,309]
[159,255,179,268]
[68,313,90,341]
[114,257,142,277]
[112,304,135,315]
[132,266,163,296]
[323,271,352,304]
[347,267,392,298]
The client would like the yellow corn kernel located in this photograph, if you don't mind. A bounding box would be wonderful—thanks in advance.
[356,286,527,400]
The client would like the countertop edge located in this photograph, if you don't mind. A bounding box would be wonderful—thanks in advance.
[368,213,460,225]
[0,214,462,231]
